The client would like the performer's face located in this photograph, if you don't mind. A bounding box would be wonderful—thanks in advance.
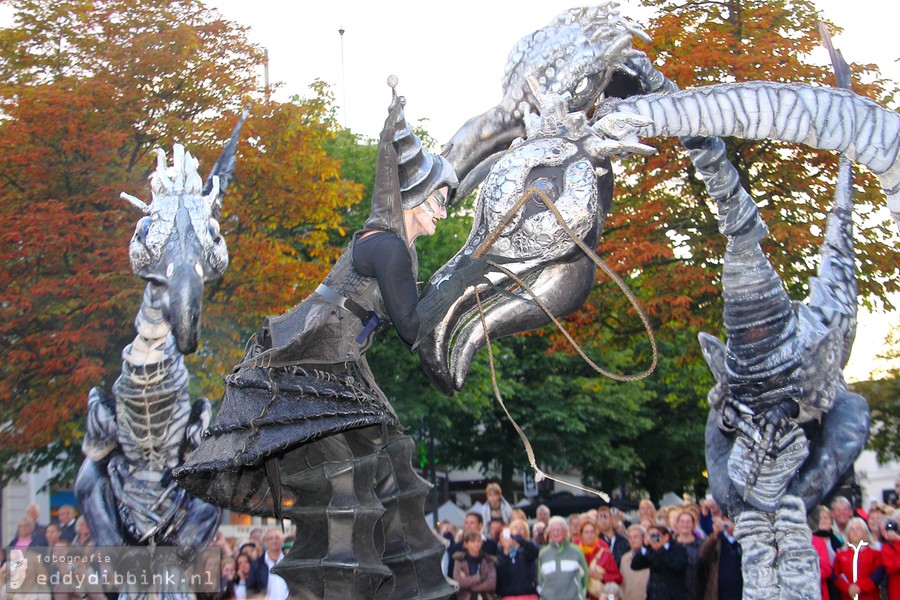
[847,521,868,546]
[676,513,695,536]
[548,521,567,545]
[406,187,448,241]
[580,524,597,544]
[627,527,643,551]
[464,535,483,558]
[44,524,60,545]
[58,506,74,524]
[647,527,667,551]
[464,514,482,533]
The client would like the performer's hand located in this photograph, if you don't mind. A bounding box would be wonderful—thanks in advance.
[414,255,489,348]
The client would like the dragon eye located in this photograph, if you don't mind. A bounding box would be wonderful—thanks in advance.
[208,218,221,241]
[570,75,601,111]
[134,216,151,241]
[574,77,591,96]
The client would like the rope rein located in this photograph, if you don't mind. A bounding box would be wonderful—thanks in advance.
[475,288,610,502]
[468,183,658,500]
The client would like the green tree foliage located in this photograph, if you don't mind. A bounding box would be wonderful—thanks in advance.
[851,326,900,463]
[190,84,365,398]
[546,0,900,499]
[853,371,900,463]
[380,0,900,502]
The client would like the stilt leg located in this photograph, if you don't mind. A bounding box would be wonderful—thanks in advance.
[374,428,457,600]
[775,495,821,600]
[275,430,392,600]
[735,508,779,600]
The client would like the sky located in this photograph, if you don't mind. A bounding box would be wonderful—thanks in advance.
[202,0,900,143]
[200,0,899,380]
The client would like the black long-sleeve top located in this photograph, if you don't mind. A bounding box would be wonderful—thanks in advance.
[353,231,420,346]
[631,542,689,600]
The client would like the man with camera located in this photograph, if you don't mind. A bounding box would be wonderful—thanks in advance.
[699,516,742,600]
[629,524,688,600]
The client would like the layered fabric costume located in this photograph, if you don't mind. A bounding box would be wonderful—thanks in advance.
[175,81,457,600]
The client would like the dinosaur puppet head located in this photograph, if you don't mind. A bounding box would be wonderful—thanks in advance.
[443,3,650,199]
[417,90,654,394]
[123,144,229,354]
[121,109,247,354]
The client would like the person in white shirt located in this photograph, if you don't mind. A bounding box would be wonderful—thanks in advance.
[247,529,288,600]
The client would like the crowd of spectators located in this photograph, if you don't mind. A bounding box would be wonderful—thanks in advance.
[439,484,736,600]
[810,496,900,600]
[437,485,900,600]
[1,504,292,600]
[3,488,899,600]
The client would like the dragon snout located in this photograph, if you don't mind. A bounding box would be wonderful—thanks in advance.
[160,260,205,355]
[417,254,599,394]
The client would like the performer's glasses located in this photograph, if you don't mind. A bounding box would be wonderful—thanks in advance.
[431,189,447,210]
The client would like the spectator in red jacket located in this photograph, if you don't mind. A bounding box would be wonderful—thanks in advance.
[834,517,885,600]
[811,532,833,600]
[579,520,622,599]
[880,518,900,600]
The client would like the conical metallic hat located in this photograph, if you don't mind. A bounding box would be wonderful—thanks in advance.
[364,76,458,234]
[364,76,406,236]
[391,83,457,209]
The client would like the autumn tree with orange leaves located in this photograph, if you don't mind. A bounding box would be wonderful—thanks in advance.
[0,0,363,486]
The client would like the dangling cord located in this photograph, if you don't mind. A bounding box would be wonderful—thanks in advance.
[475,288,609,502]
[537,185,657,379]
[473,184,658,381]
[486,261,646,381]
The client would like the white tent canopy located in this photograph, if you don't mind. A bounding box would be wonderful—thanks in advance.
[659,492,683,508]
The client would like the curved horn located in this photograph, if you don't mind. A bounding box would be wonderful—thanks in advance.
[204,104,251,219]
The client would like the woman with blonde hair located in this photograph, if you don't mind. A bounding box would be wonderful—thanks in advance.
[496,519,539,599]
[638,500,657,525]
[833,517,885,600]
[579,519,622,599]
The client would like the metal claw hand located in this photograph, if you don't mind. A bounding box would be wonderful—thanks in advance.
[587,112,656,157]
[721,396,761,443]
[743,402,798,499]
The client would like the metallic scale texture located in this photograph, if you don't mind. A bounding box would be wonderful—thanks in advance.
[175,87,456,600]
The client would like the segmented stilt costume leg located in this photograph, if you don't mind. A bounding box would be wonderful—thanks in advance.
[374,429,457,599]
[273,427,392,600]
[265,425,455,600]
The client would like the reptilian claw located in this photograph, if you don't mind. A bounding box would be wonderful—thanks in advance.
[742,402,799,499]
[593,111,653,139]
[586,112,656,157]
[722,397,762,443]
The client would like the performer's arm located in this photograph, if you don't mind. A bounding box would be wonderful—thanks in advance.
[353,231,420,345]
